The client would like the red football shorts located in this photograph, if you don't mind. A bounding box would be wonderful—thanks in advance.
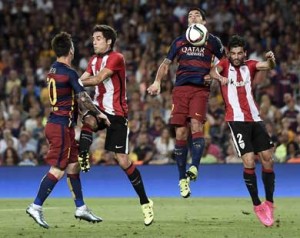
[44,123,78,169]
[170,85,210,126]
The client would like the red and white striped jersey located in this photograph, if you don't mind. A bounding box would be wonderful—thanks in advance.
[218,59,261,122]
[86,51,128,117]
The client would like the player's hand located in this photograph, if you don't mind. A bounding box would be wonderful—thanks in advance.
[265,51,276,68]
[204,74,212,86]
[78,155,90,173]
[218,76,228,85]
[265,51,275,61]
[147,81,161,95]
[96,112,111,127]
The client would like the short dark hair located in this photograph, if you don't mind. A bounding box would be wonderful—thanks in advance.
[228,35,247,50]
[51,32,73,57]
[93,25,117,49]
[188,7,206,20]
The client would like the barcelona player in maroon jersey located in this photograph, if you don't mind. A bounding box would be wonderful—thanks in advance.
[210,35,276,226]
[26,32,110,229]
[78,25,153,226]
[147,8,225,198]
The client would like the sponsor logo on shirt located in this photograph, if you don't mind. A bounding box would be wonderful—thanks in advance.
[181,46,205,57]
[229,78,250,87]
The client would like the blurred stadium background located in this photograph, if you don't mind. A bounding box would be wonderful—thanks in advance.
[0,1,300,178]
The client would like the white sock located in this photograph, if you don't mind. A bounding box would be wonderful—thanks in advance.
[77,204,87,210]
[32,203,42,209]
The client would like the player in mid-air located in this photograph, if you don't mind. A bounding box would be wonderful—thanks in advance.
[26,32,110,229]
[147,7,225,198]
[210,35,276,226]
[77,25,154,226]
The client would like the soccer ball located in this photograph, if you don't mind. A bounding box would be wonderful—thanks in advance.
[186,24,208,46]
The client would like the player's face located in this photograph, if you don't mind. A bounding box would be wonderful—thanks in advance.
[188,10,205,26]
[229,47,246,66]
[92,32,111,54]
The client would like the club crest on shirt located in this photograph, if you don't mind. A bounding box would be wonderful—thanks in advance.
[229,78,250,87]
[181,46,205,56]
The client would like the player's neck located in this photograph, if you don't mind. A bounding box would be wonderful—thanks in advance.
[57,57,71,67]
[97,49,112,57]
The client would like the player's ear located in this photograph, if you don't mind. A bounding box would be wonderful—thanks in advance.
[70,42,75,55]
[107,39,112,45]
[226,49,230,57]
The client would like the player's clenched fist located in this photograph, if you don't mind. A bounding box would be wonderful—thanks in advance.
[147,81,161,95]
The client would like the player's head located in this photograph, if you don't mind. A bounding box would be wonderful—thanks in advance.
[92,25,117,54]
[228,35,247,67]
[187,7,206,26]
[51,32,74,58]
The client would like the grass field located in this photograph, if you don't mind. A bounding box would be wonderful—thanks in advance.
[0,198,299,238]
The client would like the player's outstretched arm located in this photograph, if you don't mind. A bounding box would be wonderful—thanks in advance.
[256,51,276,70]
[209,65,228,85]
[147,59,171,95]
[76,91,110,127]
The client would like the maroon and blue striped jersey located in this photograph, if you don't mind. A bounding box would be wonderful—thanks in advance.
[167,33,225,86]
[46,61,84,127]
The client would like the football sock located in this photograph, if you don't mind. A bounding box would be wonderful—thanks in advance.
[34,173,58,206]
[243,168,261,206]
[125,163,149,205]
[175,140,188,180]
[262,168,275,203]
[67,174,84,207]
[191,136,205,168]
[79,125,93,156]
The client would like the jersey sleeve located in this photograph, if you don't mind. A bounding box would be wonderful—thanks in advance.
[247,60,259,81]
[247,60,258,70]
[166,37,181,62]
[212,35,225,60]
[69,69,85,94]
[217,58,227,68]
[105,53,125,71]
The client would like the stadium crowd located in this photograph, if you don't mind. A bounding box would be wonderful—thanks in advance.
[0,0,299,166]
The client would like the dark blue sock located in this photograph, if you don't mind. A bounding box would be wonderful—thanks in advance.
[174,142,188,180]
[34,173,58,206]
[67,174,85,207]
[191,137,205,168]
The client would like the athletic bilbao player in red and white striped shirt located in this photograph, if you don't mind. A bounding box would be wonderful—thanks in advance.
[210,35,276,227]
[78,25,154,226]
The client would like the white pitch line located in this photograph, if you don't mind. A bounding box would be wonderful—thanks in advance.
[0,207,61,212]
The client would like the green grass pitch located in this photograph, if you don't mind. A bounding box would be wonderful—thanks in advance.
[0,198,299,238]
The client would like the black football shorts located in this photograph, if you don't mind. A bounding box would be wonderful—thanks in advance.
[105,114,129,154]
[228,121,274,157]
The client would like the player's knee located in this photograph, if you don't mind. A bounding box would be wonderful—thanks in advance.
[83,115,98,131]
[260,150,274,164]
[176,128,188,140]
[242,156,255,168]
[66,162,80,174]
[49,166,65,180]
[190,120,204,133]
[262,156,273,164]
[116,154,131,169]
